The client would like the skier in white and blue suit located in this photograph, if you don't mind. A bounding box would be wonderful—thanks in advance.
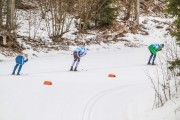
[70,45,87,71]
[12,53,28,75]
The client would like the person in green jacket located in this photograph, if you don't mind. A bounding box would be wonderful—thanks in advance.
[148,43,164,65]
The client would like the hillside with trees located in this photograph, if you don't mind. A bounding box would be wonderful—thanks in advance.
[0,0,168,56]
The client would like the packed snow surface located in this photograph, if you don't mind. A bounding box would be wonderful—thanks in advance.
[0,46,165,120]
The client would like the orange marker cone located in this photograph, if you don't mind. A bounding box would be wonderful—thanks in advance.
[108,74,116,78]
[44,81,52,85]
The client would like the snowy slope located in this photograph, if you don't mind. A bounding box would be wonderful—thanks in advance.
[0,47,154,120]
[0,45,179,120]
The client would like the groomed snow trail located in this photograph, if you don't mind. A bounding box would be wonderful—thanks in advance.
[0,47,157,120]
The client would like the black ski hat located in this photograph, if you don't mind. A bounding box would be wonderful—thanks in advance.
[161,44,164,48]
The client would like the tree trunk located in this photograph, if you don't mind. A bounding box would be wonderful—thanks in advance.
[124,0,133,20]
[135,0,140,26]
[0,0,2,29]
[6,0,15,31]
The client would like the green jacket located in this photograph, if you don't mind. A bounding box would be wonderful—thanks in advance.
[148,44,162,55]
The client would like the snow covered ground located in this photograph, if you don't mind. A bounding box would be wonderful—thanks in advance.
[0,45,180,120]
[0,11,180,120]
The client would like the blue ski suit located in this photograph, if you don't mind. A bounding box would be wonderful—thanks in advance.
[13,54,28,74]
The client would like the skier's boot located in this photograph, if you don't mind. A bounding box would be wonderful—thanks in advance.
[70,66,73,71]
[12,72,15,75]
[147,62,151,65]
[17,73,20,75]
[152,62,156,65]
[74,67,77,71]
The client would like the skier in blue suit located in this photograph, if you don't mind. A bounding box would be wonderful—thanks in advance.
[70,45,87,71]
[12,53,28,75]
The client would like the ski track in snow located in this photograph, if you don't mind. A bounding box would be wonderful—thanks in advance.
[82,84,140,120]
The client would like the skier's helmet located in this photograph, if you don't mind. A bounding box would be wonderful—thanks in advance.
[80,41,86,47]
[161,44,164,48]
[24,54,28,58]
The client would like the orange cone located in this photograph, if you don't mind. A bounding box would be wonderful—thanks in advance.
[108,74,116,78]
[44,81,52,85]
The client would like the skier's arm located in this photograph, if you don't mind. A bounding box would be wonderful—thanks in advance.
[80,52,87,57]
[156,47,162,52]
[24,59,28,63]
[80,48,87,57]
[158,47,162,51]
[23,55,28,63]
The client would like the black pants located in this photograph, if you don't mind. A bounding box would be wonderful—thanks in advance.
[71,51,80,68]
[148,52,156,64]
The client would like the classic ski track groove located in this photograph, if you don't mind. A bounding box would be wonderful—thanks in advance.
[82,84,139,120]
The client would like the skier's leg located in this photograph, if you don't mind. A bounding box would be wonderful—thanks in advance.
[70,58,77,71]
[74,59,80,71]
[70,51,78,71]
[17,65,22,75]
[12,64,19,74]
[71,59,77,67]
[152,55,156,65]
[148,53,153,64]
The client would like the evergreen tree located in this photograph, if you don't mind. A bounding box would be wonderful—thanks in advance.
[167,0,180,41]
[166,0,180,71]
[94,0,119,26]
